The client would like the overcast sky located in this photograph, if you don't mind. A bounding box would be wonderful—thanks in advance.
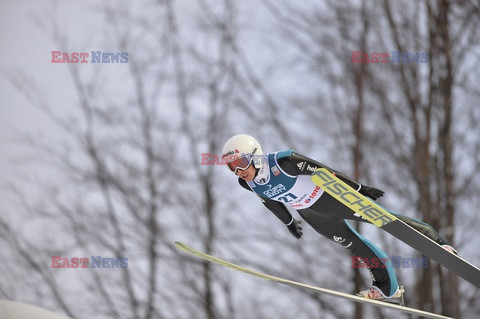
[0,1,107,209]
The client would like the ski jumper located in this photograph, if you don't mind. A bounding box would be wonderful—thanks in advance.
[239,150,452,297]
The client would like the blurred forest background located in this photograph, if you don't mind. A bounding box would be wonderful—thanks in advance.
[1,0,480,318]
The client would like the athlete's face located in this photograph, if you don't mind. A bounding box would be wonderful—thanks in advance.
[236,164,256,181]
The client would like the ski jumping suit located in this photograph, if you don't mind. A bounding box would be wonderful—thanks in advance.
[239,150,452,297]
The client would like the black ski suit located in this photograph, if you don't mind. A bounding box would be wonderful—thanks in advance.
[239,150,451,297]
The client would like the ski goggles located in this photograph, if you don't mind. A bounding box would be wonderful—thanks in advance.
[225,148,257,173]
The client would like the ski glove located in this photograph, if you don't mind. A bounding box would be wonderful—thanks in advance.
[287,219,303,239]
[358,184,384,200]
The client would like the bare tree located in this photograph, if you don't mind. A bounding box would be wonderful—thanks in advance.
[257,0,480,318]
[2,1,480,319]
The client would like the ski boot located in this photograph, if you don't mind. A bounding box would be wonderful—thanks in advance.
[441,244,458,255]
[357,285,405,306]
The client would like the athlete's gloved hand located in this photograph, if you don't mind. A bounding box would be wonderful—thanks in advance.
[358,184,384,200]
[287,219,303,239]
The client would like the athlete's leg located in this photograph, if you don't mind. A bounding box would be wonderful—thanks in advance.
[365,200,453,246]
[390,213,451,246]
[314,193,453,247]
[298,209,399,297]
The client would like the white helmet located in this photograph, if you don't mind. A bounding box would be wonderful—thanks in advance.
[221,134,264,170]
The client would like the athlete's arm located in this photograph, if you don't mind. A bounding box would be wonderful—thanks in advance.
[277,151,384,200]
[238,178,303,238]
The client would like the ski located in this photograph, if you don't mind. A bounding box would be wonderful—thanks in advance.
[175,241,452,319]
[311,168,480,290]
